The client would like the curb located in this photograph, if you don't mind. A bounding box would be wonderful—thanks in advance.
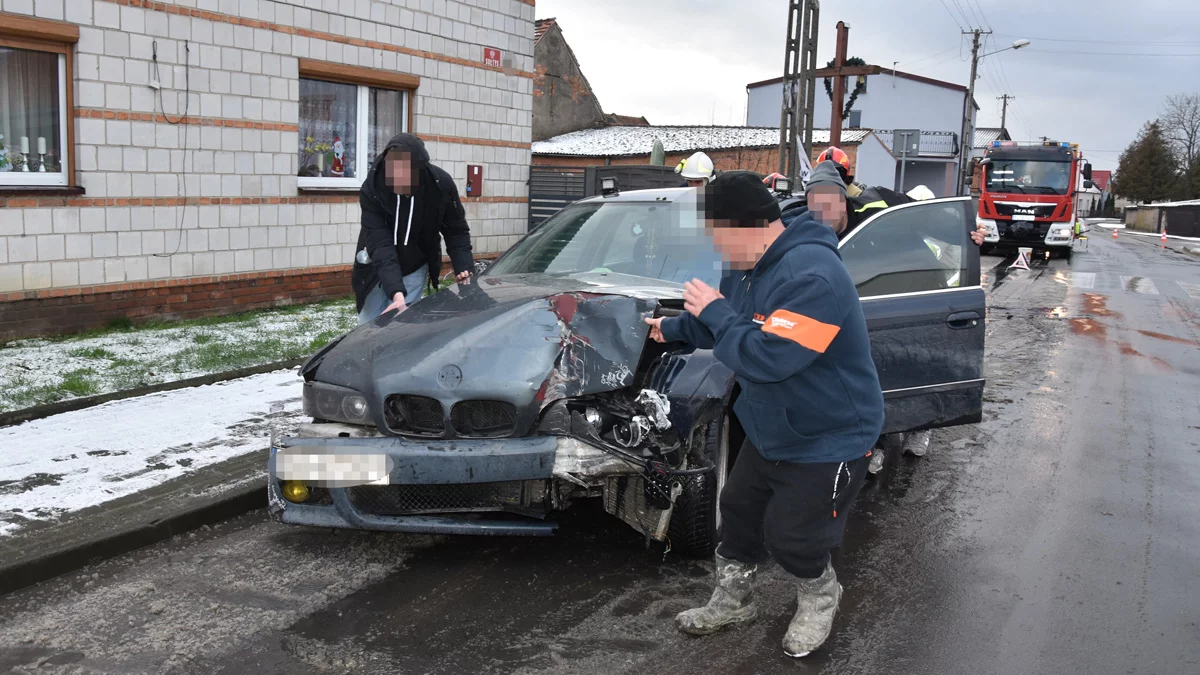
[0,481,265,597]
[0,358,305,428]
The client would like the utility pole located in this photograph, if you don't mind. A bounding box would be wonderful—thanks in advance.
[777,0,819,184]
[997,94,1014,131]
[958,28,990,196]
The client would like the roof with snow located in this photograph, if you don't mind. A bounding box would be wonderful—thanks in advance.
[873,130,961,159]
[973,127,1011,148]
[532,126,871,157]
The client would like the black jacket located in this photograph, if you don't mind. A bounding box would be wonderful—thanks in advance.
[351,133,474,311]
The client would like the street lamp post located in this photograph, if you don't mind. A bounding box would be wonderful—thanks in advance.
[959,34,1031,195]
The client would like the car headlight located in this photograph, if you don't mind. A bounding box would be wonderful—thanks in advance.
[303,381,371,425]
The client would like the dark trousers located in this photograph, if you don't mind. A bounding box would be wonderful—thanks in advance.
[716,440,869,579]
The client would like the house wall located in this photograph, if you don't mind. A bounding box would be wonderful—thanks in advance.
[0,0,536,341]
[747,72,975,135]
[532,23,604,142]
[851,134,895,190]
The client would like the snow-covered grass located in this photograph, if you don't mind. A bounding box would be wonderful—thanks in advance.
[0,370,305,536]
[0,297,358,413]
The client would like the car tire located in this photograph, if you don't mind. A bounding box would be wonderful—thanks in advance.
[669,414,731,559]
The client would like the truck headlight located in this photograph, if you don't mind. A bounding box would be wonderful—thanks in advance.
[303,381,372,425]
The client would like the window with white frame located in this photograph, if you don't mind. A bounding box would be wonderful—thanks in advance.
[297,78,409,189]
[0,43,70,186]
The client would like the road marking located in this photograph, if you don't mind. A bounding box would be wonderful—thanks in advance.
[1178,281,1200,299]
[1066,272,1096,289]
[1120,276,1160,295]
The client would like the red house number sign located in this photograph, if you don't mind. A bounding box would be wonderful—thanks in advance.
[483,47,502,68]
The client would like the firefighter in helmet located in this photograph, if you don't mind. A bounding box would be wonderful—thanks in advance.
[675,151,717,188]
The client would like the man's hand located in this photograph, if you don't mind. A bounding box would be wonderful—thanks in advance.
[971,222,987,246]
[644,316,666,343]
[382,292,408,315]
[683,279,723,318]
[455,270,471,283]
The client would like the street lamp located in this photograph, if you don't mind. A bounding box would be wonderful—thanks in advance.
[958,36,1032,195]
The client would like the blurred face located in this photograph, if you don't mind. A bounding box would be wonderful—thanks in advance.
[809,187,848,234]
[708,220,777,269]
[386,151,418,195]
[686,178,707,188]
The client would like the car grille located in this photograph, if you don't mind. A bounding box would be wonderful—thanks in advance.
[451,400,518,437]
[994,203,1057,219]
[348,481,538,515]
[384,395,445,436]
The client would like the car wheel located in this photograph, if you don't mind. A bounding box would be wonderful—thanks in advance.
[669,414,730,559]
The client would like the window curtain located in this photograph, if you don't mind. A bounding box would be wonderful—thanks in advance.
[297,78,357,178]
[367,89,404,169]
[0,46,60,172]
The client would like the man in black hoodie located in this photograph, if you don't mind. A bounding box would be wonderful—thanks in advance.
[352,133,475,323]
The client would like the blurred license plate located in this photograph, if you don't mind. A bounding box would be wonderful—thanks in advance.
[1012,214,1036,221]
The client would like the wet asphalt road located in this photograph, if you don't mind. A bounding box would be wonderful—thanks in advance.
[1,234,1198,675]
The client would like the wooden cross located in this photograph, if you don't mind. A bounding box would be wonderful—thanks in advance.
[812,21,872,150]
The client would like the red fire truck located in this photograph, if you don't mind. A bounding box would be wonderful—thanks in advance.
[976,141,1093,259]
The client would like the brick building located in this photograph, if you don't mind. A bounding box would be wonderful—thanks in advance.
[532,125,873,178]
[0,0,535,341]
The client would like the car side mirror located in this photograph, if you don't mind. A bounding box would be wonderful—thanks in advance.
[1083,180,1094,189]
[1082,163,1093,180]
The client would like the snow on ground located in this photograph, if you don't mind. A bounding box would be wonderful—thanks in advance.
[0,369,306,537]
[0,300,356,412]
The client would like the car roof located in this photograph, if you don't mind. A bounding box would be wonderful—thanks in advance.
[574,188,693,204]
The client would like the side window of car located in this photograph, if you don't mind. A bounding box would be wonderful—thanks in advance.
[840,200,971,298]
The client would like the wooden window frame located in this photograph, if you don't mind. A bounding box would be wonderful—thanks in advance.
[297,60,419,191]
[0,12,78,189]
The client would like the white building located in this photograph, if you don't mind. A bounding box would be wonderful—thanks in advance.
[0,0,535,341]
[746,66,978,196]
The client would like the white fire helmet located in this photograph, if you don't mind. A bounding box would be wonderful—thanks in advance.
[675,152,716,183]
[906,185,936,201]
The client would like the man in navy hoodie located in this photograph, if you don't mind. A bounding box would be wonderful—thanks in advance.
[645,168,883,658]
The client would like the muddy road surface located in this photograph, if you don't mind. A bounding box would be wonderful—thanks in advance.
[2,235,1198,675]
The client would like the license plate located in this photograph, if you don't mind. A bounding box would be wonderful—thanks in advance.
[276,451,391,486]
[1012,214,1036,221]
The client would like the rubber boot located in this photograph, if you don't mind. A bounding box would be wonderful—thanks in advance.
[675,553,759,635]
[782,563,842,658]
[903,430,932,457]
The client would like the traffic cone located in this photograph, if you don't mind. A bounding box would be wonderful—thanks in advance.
[1112,228,1118,239]
[1161,228,1168,247]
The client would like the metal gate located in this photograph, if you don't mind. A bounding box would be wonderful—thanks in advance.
[529,166,588,228]
[528,165,686,228]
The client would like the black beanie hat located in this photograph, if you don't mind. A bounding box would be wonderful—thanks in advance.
[700,170,783,228]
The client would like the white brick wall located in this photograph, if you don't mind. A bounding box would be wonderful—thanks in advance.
[0,0,533,293]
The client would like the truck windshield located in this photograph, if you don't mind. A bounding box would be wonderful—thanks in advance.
[986,160,1071,195]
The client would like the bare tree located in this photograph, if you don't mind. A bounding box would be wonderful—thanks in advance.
[1161,93,1200,177]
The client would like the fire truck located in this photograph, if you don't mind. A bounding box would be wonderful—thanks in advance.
[976,141,1093,259]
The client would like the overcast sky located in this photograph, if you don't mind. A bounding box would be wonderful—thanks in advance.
[534,0,1200,171]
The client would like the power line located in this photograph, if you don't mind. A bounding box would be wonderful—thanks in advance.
[993,32,1200,46]
[968,0,993,30]
[948,0,974,28]
[938,0,965,29]
[1027,48,1200,57]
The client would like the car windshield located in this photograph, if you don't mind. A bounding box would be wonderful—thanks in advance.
[486,199,723,286]
[986,159,1071,195]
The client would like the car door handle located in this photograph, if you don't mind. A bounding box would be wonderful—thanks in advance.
[946,311,981,329]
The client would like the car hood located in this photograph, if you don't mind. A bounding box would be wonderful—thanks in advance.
[308,273,673,425]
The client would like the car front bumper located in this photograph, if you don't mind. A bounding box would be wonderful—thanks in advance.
[268,424,636,536]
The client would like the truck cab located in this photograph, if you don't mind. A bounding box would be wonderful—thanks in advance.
[976,141,1092,258]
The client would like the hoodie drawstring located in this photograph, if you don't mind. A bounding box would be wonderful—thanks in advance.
[831,461,848,518]
[392,194,416,247]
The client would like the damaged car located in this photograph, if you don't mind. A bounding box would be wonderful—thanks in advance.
[269,188,985,558]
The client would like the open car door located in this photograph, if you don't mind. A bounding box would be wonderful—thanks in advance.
[838,197,985,434]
